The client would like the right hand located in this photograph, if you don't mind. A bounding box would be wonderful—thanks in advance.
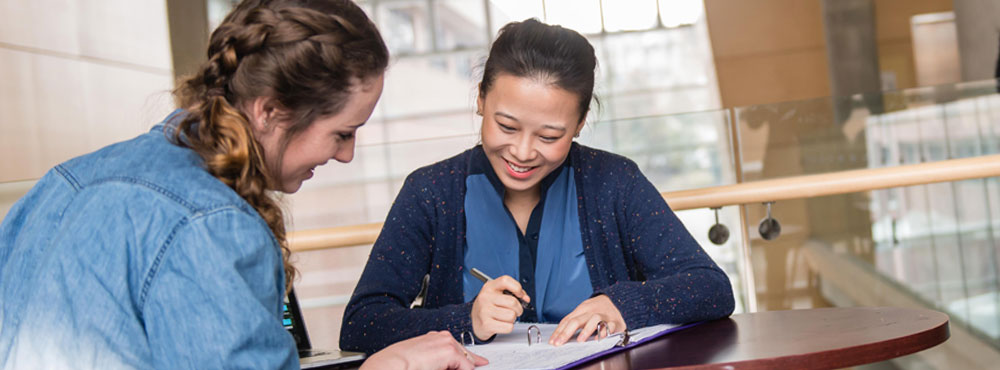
[471,275,530,340]
[359,331,489,370]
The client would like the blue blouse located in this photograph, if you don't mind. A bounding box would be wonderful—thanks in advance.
[462,150,592,322]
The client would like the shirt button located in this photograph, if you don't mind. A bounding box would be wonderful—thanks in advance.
[531,234,539,240]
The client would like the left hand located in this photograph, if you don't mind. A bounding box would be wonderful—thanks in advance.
[548,294,626,346]
[360,331,489,370]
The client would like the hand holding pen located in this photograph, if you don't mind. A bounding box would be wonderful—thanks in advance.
[469,268,531,341]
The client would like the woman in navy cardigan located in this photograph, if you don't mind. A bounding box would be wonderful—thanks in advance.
[341,18,734,354]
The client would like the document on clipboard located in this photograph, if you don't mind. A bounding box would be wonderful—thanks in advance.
[464,322,700,370]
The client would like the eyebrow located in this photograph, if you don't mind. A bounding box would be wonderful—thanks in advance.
[350,122,367,129]
[494,111,567,132]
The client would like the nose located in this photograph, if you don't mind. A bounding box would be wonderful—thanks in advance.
[333,139,356,163]
[508,133,536,163]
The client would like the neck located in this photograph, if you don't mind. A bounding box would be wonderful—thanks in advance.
[504,186,540,209]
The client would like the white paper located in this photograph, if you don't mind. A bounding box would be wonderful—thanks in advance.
[464,323,678,370]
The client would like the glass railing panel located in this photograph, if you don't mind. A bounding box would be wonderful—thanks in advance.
[287,134,480,230]
[738,181,1000,369]
[579,110,737,191]
[822,180,1000,347]
[733,78,1000,315]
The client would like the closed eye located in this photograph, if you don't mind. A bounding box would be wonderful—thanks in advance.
[497,123,516,133]
[337,132,355,141]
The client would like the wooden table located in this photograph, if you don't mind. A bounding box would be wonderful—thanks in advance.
[577,306,950,370]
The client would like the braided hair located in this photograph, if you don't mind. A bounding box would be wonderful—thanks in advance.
[172,0,388,293]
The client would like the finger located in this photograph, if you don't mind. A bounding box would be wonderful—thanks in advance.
[492,275,529,302]
[447,336,478,370]
[576,315,604,343]
[445,348,474,370]
[489,305,518,324]
[488,318,515,335]
[608,320,620,335]
[493,295,524,317]
[551,315,584,346]
[549,315,571,345]
[468,350,489,366]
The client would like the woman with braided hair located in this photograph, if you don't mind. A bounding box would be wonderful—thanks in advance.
[0,1,484,369]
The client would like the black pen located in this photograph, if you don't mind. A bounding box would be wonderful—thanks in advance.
[470,267,530,310]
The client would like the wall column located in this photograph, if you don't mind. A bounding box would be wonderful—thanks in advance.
[166,0,209,85]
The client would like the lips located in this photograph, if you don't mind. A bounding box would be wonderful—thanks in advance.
[504,159,538,179]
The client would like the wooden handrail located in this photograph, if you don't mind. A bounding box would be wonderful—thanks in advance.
[665,154,1000,210]
[287,223,383,252]
[289,154,1000,252]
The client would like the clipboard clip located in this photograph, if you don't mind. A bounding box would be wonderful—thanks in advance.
[410,274,430,309]
[597,321,631,347]
[614,331,631,347]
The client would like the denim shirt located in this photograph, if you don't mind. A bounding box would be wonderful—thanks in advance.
[0,113,298,369]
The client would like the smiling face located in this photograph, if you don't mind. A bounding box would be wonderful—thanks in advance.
[255,74,384,193]
[478,74,585,198]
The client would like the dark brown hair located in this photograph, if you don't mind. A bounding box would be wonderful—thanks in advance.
[172,0,388,292]
[479,18,597,123]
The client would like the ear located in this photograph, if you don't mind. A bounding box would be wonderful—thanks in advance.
[248,96,285,131]
[475,88,484,116]
[574,112,588,137]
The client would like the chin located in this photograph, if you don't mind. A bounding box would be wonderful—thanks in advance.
[281,181,304,194]
[499,177,540,194]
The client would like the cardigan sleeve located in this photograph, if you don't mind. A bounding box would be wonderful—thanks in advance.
[339,171,475,354]
[595,163,735,329]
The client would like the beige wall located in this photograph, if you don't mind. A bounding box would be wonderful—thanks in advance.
[874,0,954,90]
[703,0,953,109]
[704,0,831,108]
[0,0,177,183]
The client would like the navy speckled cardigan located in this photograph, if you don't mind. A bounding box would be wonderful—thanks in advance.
[340,143,734,354]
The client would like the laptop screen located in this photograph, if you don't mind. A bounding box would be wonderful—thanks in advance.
[283,289,312,351]
[282,303,294,329]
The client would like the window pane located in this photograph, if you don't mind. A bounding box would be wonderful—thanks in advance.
[379,52,481,119]
[488,0,546,38]
[602,0,658,32]
[602,29,713,92]
[435,0,488,50]
[206,0,239,31]
[382,112,479,144]
[658,0,703,28]
[375,0,433,54]
[545,0,603,34]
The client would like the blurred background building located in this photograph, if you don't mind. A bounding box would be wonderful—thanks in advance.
[3,0,1000,368]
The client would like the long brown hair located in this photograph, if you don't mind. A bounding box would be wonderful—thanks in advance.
[172,0,388,293]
